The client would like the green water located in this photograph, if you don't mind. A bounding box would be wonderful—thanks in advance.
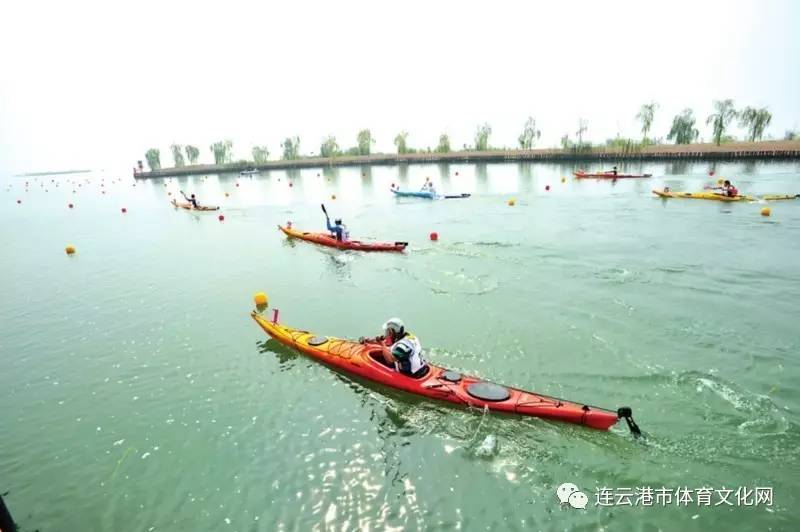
[2,161,799,531]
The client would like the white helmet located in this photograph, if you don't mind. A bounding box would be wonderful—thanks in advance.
[382,318,405,336]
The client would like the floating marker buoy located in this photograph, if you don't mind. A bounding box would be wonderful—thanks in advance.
[331,194,336,200]
[508,199,516,206]
[391,183,395,188]
[717,178,724,185]
[761,207,771,217]
[545,185,550,191]
[168,192,172,196]
[65,245,76,255]
[561,177,566,183]
[430,232,439,241]
[455,171,459,176]
[68,203,74,209]
[709,170,715,176]
[121,207,127,213]
[289,182,293,187]
[317,173,320,177]
[362,172,366,177]
[218,214,225,221]
[225,192,230,197]
[16,199,21,204]
[254,292,268,307]
[236,183,240,187]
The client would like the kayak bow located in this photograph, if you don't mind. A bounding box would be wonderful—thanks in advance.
[251,310,641,435]
[279,225,407,252]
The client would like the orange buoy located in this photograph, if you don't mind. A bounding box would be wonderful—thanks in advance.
[508,199,516,206]
[65,245,76,255]
[761,207,771,217]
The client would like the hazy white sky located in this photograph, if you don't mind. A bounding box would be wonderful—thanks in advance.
[1,0,798,173]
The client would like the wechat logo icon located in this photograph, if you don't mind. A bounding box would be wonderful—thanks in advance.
[557,482,589,509]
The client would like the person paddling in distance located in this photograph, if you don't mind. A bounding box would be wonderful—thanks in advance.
[359,318,429,377]
[321,203,349,242]
[714,179,739,197]
[420,178,437,196]
[180,190,199,209]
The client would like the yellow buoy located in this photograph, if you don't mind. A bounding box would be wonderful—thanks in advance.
[508,199,516,206]
[254,292,269,312]
[65,245,76,255]
[331,194,337,200]
[761,207,771,217]
[560,177,566,183]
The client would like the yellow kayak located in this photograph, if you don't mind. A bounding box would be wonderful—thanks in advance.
[652,190,798,202]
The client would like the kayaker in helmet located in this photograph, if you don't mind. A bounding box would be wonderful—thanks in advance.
[326,217,350,242]
[359,318,428,377]
[180,191,199,208]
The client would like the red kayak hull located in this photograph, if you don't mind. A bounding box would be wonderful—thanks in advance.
[279,225,407,252]
[574,171,652,179]
[252,312,622,431]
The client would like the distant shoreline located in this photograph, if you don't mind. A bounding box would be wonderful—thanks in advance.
[134,140,800,179]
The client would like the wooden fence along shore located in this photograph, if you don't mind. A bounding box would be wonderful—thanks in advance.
[134,141,800,179]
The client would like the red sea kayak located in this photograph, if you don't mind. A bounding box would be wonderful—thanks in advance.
[279,225,407,252]
[574,171,652,179]
[252,310,641,434]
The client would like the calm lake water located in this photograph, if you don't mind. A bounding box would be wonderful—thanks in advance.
[2,160,799,531]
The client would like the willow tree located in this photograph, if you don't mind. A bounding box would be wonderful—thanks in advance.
[518,116,541,149]
[252,146,269,164]
[706,100,738,145]
[667,109,699,144]
[436,134,451,153]
[394,131,409,154]
[636,102,658,141]
[145,148,161,171]
[320,136,340,157]
[474,123,492,151]
[281,136,300,160]
[185,145,200,164]
[738,107,772,142]
[210,140,233,164]
[170,144,185,167]
[356,129,374,156]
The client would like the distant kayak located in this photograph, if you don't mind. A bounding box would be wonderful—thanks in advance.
[279,225,407,252]
[251,310,641,434]
[171,199,220,211]
[391,188,470,199]
[240,169,258,176]
[574,171,652,179]
[653,190,799,202]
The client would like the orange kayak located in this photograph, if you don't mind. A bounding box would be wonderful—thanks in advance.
[252,310,641,434]
[170,199,219,211]
[279,225,407,252]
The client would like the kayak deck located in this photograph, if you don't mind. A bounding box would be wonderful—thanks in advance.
[279,225,407,252]
[574,171,652,179]
[252,311,638,433]
[171,199,220,211]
